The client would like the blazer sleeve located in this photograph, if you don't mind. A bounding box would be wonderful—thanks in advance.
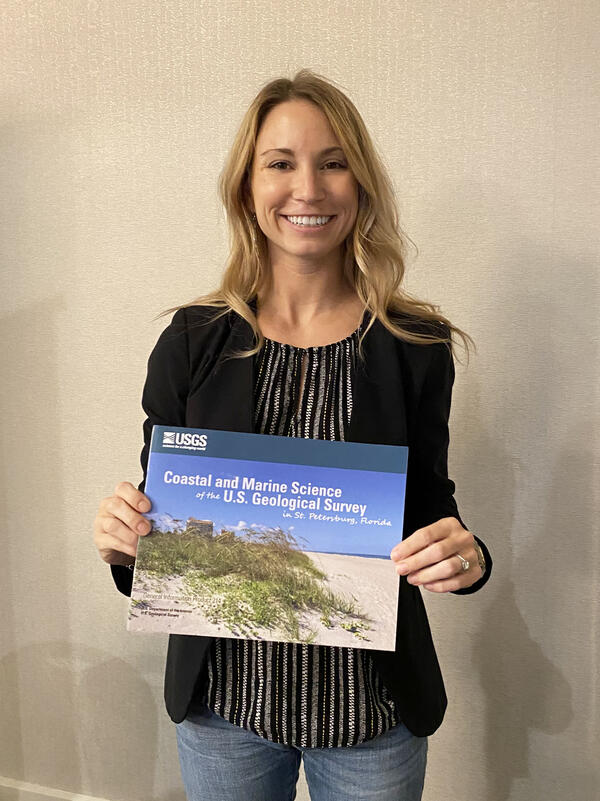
[110,308,191,597]
[406,337,492,594]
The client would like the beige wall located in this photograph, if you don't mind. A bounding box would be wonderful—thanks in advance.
[1,2,598,799]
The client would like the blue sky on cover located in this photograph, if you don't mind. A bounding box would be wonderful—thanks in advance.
[143,451,406,556]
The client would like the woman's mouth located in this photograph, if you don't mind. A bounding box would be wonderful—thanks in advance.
[281,214,336,229]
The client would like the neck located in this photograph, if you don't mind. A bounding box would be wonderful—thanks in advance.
[257,253,356,327]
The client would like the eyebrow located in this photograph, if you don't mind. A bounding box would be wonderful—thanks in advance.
[259,146,346,158]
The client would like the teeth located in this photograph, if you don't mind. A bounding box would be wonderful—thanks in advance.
[286,215,332,226]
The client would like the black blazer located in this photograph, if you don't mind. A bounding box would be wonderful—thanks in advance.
[111,305,492,737]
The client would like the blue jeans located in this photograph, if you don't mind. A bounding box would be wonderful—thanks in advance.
[176,705,427,801]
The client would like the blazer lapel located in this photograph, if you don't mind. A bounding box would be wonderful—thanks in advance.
[347,319,409,447]
[186,312,255,433]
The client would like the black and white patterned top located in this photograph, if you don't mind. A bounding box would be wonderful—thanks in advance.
[201,325,401,747]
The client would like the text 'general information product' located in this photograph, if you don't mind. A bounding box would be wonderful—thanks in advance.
[127,426,408,650]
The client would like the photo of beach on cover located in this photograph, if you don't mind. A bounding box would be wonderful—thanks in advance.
[128,427,407,651]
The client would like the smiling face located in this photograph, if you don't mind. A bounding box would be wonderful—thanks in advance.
[248,99,359,270]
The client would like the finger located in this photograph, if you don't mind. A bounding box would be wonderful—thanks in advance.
[395,536,467,577]
[390,518,453,562]
[421,577,466,593]
[406,555,463,586]
[102,495,152,536]
[421,566,483,593]
[394,537,470,577]
[114,481,151,513]
[392,521,472,576]
[93,516,139,559]
[406,544,480,584]
[419,555,483,593]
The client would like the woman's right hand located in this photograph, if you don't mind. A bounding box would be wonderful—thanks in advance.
[93,481,152,566]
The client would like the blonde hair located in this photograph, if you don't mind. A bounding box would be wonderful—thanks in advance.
[160,69,472,357]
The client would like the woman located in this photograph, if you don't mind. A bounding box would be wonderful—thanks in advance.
[93,70,491,801]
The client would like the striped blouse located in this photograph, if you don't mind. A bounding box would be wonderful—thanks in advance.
[200,324,401,747]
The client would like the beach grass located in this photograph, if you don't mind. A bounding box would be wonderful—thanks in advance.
[135,526,370,641]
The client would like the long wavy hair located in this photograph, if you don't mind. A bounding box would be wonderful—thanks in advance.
[159,69,472,357]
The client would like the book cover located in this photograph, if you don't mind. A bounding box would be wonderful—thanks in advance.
[128,425,408,650]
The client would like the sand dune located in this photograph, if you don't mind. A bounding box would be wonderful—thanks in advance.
[128,551,399,650]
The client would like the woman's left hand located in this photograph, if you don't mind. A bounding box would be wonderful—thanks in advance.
[390,517,482,593]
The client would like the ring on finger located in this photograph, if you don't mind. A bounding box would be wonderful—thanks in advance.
[455,553,470,572]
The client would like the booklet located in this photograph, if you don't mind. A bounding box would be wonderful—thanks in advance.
[127,425,408,651]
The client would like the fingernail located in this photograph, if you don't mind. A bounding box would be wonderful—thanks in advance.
[137,522,149,534]
[138,500,150,512]
[396,562,409,574]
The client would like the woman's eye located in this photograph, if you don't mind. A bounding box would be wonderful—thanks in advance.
[268,161,347,170]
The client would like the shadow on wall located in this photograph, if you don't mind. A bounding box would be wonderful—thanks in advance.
[0,642,168,800]
[474,431,596,799]
[477,591,573,798]
[0,299,74,795]
[0,297,182,798]
[454,219,598,797]
[458,381,573,801]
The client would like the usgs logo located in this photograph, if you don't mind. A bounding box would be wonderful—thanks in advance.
[162,431,208,450]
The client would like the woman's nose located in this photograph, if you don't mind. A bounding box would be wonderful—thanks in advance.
[292,167,326,202]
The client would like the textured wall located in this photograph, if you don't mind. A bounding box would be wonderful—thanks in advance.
[1,2,598,800]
